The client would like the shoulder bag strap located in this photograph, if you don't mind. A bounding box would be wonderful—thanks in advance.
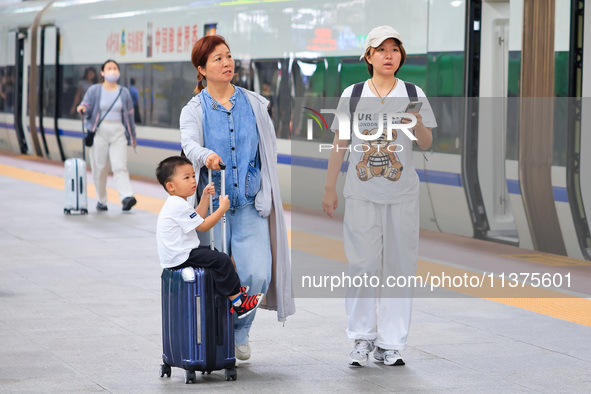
[95,87,122,131]
[404,81,418,101]
[341,82,365,174]
[349,82,365,114]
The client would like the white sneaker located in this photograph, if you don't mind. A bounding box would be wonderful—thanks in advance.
[235,343,251,361]
[374,347,405,366]
[349,340,374,367]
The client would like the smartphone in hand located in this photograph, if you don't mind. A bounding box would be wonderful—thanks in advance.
[405,101,423,113]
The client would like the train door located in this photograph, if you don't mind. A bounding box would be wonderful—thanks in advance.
[39,25,65,160]
[12,29,29,154]
[0,31,18,152]
[477,0,518,243]
[8,25,57,158]
[567,0,591,259]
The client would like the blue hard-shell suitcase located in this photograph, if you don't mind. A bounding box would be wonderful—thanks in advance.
[160,267,236,383]
[160,164,236,384]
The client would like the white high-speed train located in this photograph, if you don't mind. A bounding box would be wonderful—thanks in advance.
[0,0,590,260]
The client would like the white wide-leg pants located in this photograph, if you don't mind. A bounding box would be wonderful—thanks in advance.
[89,120,134,205]
[344,197,419,350]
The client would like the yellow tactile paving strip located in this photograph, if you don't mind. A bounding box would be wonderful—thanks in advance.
[289,233,591,327]
[2,161,590,327]
[502,253,590,267]
[0,163,164,214]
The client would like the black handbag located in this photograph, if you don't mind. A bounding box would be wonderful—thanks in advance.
[84,132,95,147]
[85,87,122,147]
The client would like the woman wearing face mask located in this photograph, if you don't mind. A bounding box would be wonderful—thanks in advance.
[77,59,138,212]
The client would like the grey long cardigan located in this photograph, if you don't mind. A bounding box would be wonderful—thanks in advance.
[179,87,295,323]
[80,83,136,145]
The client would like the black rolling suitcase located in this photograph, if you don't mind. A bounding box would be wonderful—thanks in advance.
[160,164,237,384]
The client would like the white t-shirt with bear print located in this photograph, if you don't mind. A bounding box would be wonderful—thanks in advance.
[330,79,437,204]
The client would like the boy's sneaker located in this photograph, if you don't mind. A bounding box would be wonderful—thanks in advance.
[239,285,250,294]
[349,340,374,367]
[374,347,405,366]
[232,293,262,320]
[96,202,108,211]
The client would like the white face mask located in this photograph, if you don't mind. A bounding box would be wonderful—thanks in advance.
[103,71,120,82]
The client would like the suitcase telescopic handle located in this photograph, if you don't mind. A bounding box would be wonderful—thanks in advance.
[80,114,86,161]
[208,163,227,254]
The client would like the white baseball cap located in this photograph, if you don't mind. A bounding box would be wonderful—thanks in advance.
[360,25,403,60]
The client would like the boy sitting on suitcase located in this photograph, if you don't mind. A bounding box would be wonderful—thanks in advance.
[156,156,262,319]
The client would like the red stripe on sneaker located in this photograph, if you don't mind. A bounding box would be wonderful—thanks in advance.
[244,295,257,309]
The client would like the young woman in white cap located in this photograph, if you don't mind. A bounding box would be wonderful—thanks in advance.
[322,25,437,367]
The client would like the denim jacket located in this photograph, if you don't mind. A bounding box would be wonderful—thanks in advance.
[80,83,136,146]
[199,88,260,210]
[180,87,295,323]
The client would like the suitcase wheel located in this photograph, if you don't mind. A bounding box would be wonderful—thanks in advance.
[81,209,88,215]
[64,209,70,215]
[159,363,171,378]
[225,367,237,381]
[184,370,196,384]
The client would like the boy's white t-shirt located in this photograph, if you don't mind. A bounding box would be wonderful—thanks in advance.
[331,79,437,204]
[157,195,205,269]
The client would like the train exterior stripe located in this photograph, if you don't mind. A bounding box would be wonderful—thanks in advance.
[506,179,568,203]
[416,169,462,187]
[0,121,571,203]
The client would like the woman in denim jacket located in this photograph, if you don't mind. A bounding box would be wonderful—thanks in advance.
[179,35,294,362]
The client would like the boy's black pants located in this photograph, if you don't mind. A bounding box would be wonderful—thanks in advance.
[176,245,241,296]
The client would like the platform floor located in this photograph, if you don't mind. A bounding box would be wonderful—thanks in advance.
[1,152,591,393]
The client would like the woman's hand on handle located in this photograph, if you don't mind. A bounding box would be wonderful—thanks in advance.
[205,153,223,170]
[322,189,338,219]
[76,105,86,114]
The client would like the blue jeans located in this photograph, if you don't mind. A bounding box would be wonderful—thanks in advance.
[212,203,271,346]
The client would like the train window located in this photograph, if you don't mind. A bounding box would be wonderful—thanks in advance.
[253,59,285,138]
[60,64,100,119]
[180,61,197,107]
[338,57,366,93]
[233,59,252,90]
[397,55,428,94]
[149,62,180,128]
[0,67,16,113]
[552,98,568,166]
[291,59,327,140]
[424,98,462,155]
[424,52,463,98]
[41,65,56,117]
[505,98,519,161]
[123,64,146,125]
[414,52,461,155]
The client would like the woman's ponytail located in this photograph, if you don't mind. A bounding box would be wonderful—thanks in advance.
[194,73,205,94]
